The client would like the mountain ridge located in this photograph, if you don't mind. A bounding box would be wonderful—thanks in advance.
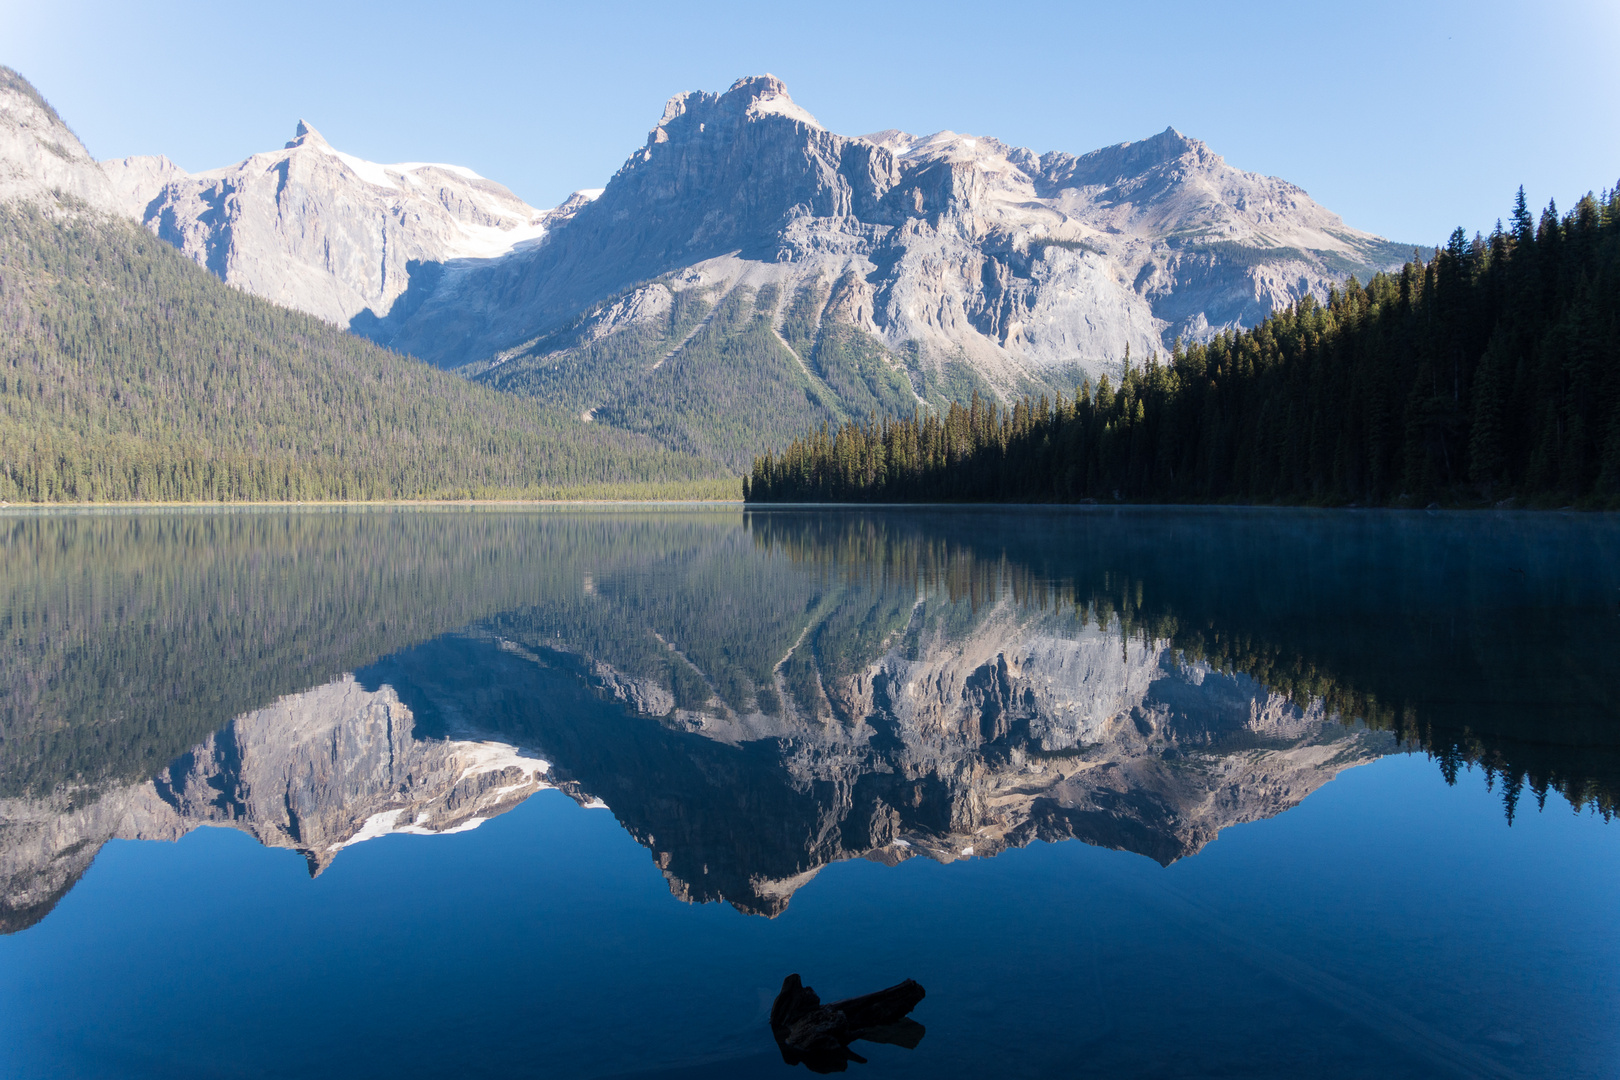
[61,71,1414,382]
[0,67,726,503]
[0,64,1425,474]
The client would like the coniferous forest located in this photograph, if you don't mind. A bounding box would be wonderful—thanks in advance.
[0,205,726,503]
[747,184,1620,507]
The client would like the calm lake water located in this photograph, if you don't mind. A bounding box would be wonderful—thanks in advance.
[1,506,1616,1079]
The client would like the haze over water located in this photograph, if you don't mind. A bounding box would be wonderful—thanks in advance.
[0,506,1615,1078]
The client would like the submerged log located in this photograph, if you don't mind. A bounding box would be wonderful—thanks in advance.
[769,973,926,1072]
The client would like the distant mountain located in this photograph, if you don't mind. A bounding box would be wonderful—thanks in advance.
[0,67,723,503]
[2,64,1427,472]
[0,66,122,211]
[96,74,1418,466]
[380,76,1412,376]
[0,544,1392,930]
[434,77,1417,464]
[105,121,600,327]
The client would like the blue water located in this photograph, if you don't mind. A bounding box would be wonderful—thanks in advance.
[4,757,1616,1079]
[0,507,1616,1078]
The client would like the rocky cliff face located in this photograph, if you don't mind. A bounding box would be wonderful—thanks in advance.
[378,75,1412,388]
[0,594,1390,931]
[0,66,121,213]
[103,121,593,326]
[0,676,554,932]
[0,66,1416,461]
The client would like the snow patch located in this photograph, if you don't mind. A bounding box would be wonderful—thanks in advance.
[391,161,484,181]
[748,94,822,128]
[446,219,550,260]
[322,148,400,191]
[333,808,407,850]
[312,144,487,190]
[452,741,550,785]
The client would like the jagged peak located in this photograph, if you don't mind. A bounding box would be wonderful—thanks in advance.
[1140,125,1204,155]
[862,129,916,153]
[724,73,790,100]
[285,119,329,150]
[1097,125,1211,165]
[651,73,820,138]
[1041,125,1219,189]
[736,74,820,128]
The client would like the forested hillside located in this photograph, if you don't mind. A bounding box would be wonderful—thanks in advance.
[0,205,727,503]
[470,278,931,469]
[747,184,1620,507]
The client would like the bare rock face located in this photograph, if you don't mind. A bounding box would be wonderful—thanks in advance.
[568,598,1394,912]
[99,152,186,218]
[58,68,1414,401]
[0,602,1391,932]
[0,676,554,932]
[1,63,1417,439]
[102,120,594,326]
[0,67,121,213]
[377,74,1412,395]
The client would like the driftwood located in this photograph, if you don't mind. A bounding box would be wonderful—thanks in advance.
[769,973,926,1072]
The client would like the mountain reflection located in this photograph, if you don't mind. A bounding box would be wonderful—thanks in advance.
[2,506,1615,932]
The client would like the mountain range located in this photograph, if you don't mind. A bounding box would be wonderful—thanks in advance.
[0,535,1393,930]
[5,502,1612,933]
[2,67,1418,468]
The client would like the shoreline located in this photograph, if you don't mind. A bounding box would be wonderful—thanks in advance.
[0,498,746,510]
[1,499,1610,514]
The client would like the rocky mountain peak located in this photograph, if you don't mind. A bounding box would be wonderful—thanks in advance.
[1041,124,1219,191]
[98,108,552,327]
[285,119,329,150]
[650,73,822,146]
[730,73,820,127]
[0,66,67,130]
[0,66,120,211]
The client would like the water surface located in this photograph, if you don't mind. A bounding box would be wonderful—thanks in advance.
[1,506,1615,1078]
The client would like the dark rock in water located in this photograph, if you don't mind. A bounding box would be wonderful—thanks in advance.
[769,973,926,1072]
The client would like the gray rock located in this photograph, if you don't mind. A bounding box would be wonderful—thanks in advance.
[1,65,1418,420]
[103,120,592,326]
[0,598,1391,931]
[376,75,1413,396]
[0,66,121,213]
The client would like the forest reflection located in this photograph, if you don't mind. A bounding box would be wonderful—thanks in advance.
[1,506,1614,935]
[747,507,1620,820]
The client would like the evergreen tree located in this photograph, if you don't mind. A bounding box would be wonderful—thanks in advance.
[749,180,1620,509]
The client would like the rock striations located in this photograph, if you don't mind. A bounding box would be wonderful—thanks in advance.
[364,74,1414,388]
[0,595,1391,931]
[103,121,593,326]
[0,66,1418,460]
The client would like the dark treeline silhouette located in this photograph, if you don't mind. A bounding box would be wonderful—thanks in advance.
[747,508,1620,821]
[747,184,1620,507]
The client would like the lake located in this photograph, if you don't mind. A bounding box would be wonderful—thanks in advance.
[0,506,1616,1079]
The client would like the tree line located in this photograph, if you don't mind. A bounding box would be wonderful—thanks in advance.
[746,509,1620,822]
[746,182,1620,507]
[0,204,723,503]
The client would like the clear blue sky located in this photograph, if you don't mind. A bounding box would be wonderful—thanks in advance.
[4,0,1617,246]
